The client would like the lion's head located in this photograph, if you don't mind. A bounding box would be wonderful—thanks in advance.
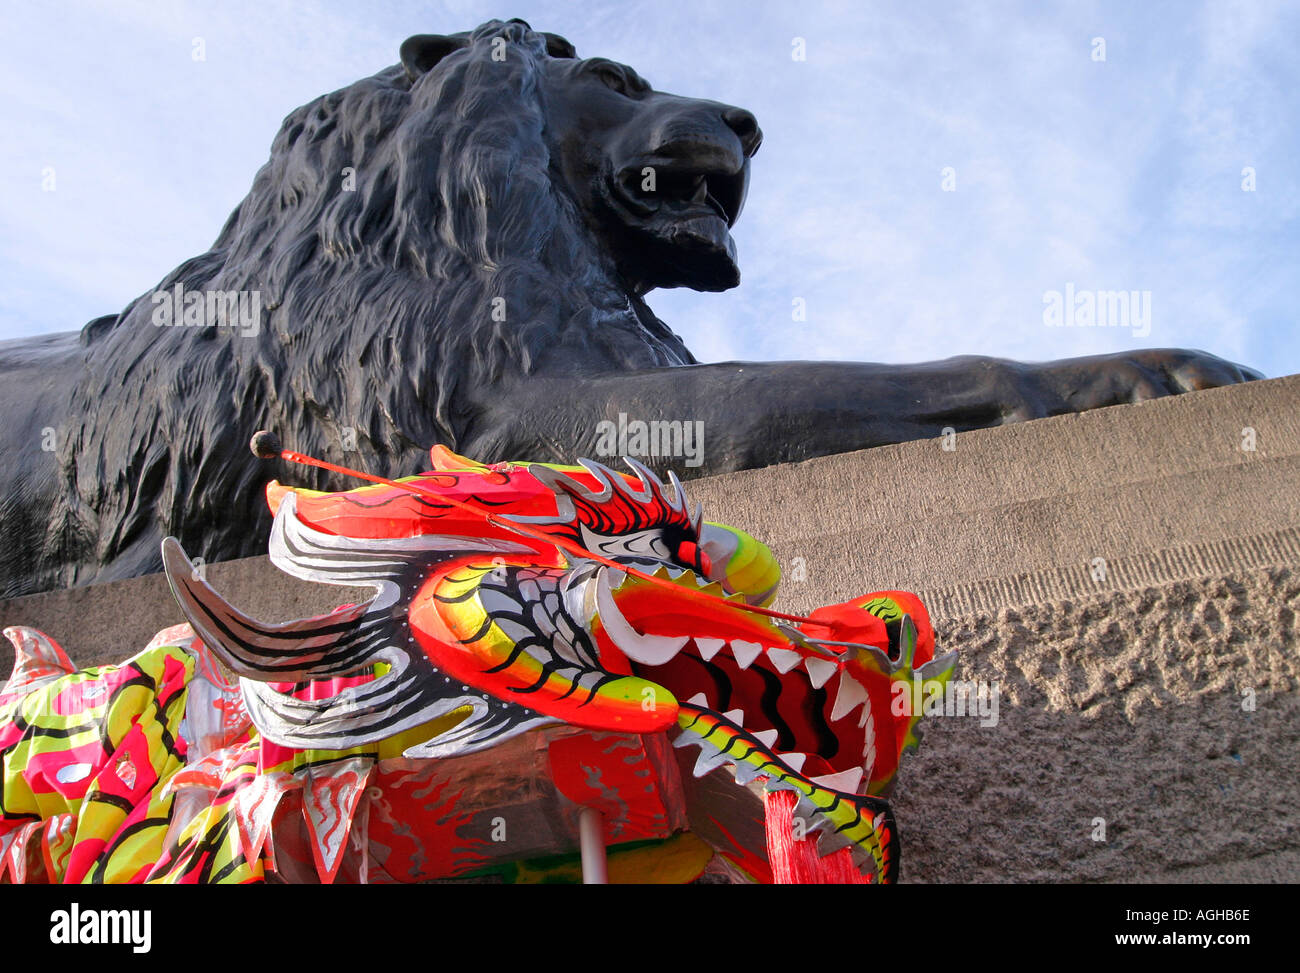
[398,22,761,293]
[38,19,761,593]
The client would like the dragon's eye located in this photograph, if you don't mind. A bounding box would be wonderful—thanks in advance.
[676,541,712,578]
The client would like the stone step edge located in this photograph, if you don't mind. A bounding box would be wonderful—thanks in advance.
[914,525,1300,619]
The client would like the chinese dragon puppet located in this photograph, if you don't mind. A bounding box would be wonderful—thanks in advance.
[0,441,954,883]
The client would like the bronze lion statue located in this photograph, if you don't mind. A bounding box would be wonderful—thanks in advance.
[0,19,1260,597]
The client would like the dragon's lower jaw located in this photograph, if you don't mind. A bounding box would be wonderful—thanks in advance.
[597,573,955,883]
[615,617,907,881]
[671,703,900,882]
[619,634,905,881]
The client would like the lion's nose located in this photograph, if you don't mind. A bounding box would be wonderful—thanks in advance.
[722,107,762,157]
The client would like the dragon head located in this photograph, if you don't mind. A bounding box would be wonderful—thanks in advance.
[163,446,953,881]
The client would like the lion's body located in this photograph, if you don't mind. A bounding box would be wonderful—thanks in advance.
[0,19,1260,597]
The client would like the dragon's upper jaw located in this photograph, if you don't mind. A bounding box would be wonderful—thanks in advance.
[419,554,946,794]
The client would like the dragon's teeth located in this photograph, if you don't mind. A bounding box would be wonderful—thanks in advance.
[765,647,802,673]
[863,746,877,774]
[808,767,864,793]
[721,708,745,725]
[730,640,762,669]
[780,752,807,773]
[752,728,779,749]
[813,825,854,859]
[803,657,838,690]
[596,569,688,665]
[693,749,730,778]
[696,638,725,661]
[685,692,709,707]
[829,670,869,722]
[862,709,877,769]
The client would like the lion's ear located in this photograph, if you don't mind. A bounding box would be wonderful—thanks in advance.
[400,33,469,80]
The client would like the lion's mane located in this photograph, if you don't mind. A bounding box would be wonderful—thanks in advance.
[40,19,696,592]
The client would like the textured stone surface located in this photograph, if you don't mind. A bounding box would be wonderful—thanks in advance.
[2,375,1297,882]
[893,567,1299,883]
[685,373,1300,618]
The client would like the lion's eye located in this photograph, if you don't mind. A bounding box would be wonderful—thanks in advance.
[589,62,638,98]
[597,67,629,95]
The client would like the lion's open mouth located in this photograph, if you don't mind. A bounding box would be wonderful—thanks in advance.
[615,162,747,228]
[604,152,750,290]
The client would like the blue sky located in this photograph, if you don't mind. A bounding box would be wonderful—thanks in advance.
[2,0,1296,376]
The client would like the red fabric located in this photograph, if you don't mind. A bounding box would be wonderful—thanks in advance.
[763,789,868,884]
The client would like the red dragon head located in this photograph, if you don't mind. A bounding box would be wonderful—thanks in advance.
[161,446,954,880]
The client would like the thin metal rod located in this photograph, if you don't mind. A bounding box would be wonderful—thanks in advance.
[578,807,608,884]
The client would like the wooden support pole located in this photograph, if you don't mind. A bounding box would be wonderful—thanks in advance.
[578,807,608,884]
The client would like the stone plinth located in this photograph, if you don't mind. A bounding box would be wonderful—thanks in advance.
[4,374,1298,882]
